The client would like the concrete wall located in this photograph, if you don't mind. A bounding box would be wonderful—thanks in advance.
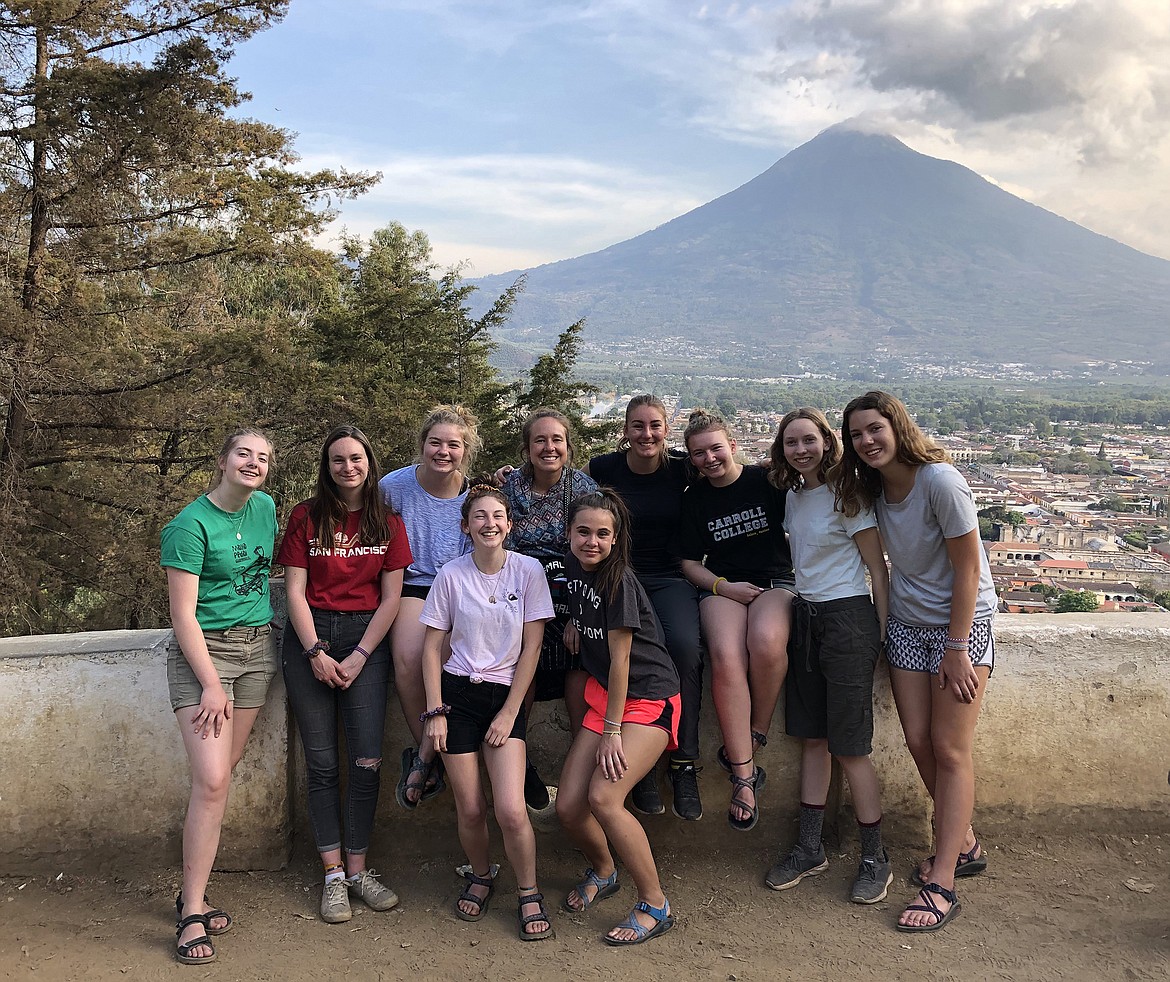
[0,630,291,873]
[2,615,1167,873]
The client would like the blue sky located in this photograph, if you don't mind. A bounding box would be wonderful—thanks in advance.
[227,1,1170,274]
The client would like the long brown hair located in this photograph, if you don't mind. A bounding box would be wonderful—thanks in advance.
[616,394,670,470]
[768,407,840,492]
[567,488,632,605]
[837,391,949,513]
[309,425,394,550]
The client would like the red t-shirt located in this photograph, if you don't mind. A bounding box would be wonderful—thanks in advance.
[277,502,412,611]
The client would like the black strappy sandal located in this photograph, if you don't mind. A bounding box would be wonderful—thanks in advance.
[454,869,495,922]
[717,730,768,772]
[517,889,555,941]
[727,761,767,832]
[175,912,216,965]
[175,894,233,936]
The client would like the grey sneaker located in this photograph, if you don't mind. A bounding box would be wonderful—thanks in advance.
[320,878,352,923]
[765,842,829,891]
[850,852,893,905]
[348,869,399,911]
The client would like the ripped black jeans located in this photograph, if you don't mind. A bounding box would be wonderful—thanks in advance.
[282,609,390,855]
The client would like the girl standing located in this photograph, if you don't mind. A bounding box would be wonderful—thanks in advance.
[278,425,411,923]
[161,428,279,965]
[419,485,556,941]
[763,409,892,904]
[500,408,598,807]
[679,409,794,832]
[839,391,996,933]
[378,405,479,809]
[557,490,681,945]
[587,395,703,821]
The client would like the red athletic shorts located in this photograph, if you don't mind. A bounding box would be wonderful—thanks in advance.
[582,675,680,751]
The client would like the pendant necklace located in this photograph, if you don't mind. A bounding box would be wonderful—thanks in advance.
[475,554,507,603]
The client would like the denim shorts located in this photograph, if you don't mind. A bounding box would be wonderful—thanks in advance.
[441,671,527,754]
[168,623,278,711]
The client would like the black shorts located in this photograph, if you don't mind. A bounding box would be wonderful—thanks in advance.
[402,583,431,601]
[441,671,527,754]
[785,595,880,757]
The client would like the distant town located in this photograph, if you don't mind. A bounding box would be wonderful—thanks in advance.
[590,391,1170,616]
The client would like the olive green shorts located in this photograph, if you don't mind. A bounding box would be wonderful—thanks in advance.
[168,623,278,712]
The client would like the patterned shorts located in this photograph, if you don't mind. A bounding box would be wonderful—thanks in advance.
[884,617,995,675]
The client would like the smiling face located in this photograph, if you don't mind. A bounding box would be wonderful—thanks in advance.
[218,435,270,491]
[687,426,738,484]
[782,417,826,486]
[526,416,569,480]
[848,408,898,472]
[463,492,511,551]
[327,435,368,495]
[570,506,616,571]
[623,404,667,462]
[421,423,466,477]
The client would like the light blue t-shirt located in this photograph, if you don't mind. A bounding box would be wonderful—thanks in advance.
[379,465,470,587]
[876,463,997,627]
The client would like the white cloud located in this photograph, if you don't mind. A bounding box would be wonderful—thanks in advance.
[302,150,706,274]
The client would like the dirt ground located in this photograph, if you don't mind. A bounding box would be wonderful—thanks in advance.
[2,807,1167,982]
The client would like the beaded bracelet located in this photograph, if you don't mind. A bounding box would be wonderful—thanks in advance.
[943,638,970,651]
[352,645,370,660]
[419,704,451,723]
[604,717,623,728]
[712,576,727,596]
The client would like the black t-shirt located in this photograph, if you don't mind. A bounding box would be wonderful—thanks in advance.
[564,553,680,700]
[588,450,689,576]
[679,465,794,587]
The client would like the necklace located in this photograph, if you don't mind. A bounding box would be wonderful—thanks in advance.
[474,553,508,604]
[210,492,248,540]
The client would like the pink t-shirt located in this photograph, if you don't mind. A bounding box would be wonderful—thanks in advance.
[420,551,554,684]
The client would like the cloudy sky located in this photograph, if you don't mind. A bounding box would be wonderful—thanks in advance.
[228,0,1170,274]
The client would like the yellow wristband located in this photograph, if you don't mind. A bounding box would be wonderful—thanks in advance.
[712,577,727,596]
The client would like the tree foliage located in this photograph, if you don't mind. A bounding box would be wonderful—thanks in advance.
[0,1,377,632]
[1055,590,1100,613]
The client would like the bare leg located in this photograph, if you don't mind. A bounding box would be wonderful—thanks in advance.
[175,704,259,955]
[898,666,990,928]
[799,738,833,805]
[702,596,756,822]
[389,598,428,748]
[556,729,616,909]
[442,750,493,917]
[744,589,791,736]
[588,724,671,942]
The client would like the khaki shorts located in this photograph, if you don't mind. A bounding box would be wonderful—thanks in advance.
[168,623,278,711]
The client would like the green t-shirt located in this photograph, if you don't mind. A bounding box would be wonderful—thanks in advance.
[160,492,278,631]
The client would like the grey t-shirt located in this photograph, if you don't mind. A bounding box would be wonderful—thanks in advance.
[784,483,877,602]
[876,463,997,626]
[378,465,470,587]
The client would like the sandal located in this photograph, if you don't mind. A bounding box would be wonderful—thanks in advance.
[395,747,430,810]
[727,763,766,832]
[563,867,620,913]
[422,754,446,802]
[912,838,987,886]
[517,890,555,941]
[603,898,674,946]
[175,913,216,965]
[716,731,767,773]
[454,869,495,922]
[896,882,961,933]
[175,894,232,936]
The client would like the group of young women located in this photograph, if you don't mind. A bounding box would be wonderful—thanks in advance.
[161,389,995,963]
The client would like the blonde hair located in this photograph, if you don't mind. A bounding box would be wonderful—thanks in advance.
[207,426,273,491]
[616,394,670,469]
[416,404,481,475]
[682,408,731,450]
